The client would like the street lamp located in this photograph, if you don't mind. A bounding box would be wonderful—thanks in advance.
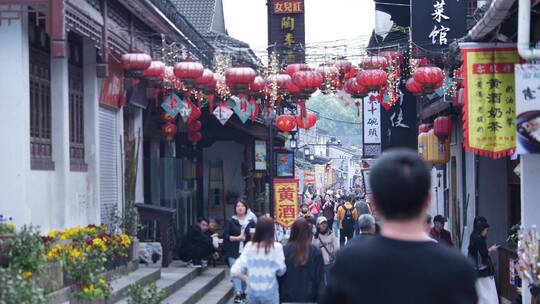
[289,133,297,149]
[304,147,311,157]
[309,154,315,161]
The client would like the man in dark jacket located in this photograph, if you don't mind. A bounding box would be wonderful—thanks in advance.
[323,149,478,304]
[430,215,454,247]
[178,217,216,267]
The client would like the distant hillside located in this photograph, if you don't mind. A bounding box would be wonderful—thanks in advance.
[307,93,362,140]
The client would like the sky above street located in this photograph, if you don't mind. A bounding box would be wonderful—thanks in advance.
[222,0,375,57]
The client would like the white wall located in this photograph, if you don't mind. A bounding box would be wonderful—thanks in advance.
[0,15,101,232]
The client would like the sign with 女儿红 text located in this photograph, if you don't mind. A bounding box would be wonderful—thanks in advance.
[461,43,519,159]
[268,0,305,65]
[273,0,303,14]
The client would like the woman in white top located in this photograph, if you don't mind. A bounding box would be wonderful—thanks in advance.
[231,216,286,304]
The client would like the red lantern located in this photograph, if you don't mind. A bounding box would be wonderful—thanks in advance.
[121,53,152,75]
[266,73,293,93]
[344,78,369,99]
[285,63,310,77]
[188,131,202,143]
[418,124,431,134]
[161,123,177,141]
[292,69,323,96]
[174,61,204,88]
[225,67,257,95]
[249,76,266,95]
[188,120,202,132]
[316,64,339,81]
[333,59,353,75]
[361,56,388,70]
[433,116,451,140]
[276,114,297,132]
[160,112,177,123]
[194,69,215,89]
[344,65,358,79]
[406,78,423,95]
[357,69,388,91]
[287,82,301,96]
[143,61,166,80]
[380,51,404,66]
[413,66,445,94]
[296,112,317,130]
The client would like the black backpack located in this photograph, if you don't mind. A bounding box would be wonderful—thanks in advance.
[342,205,354,230]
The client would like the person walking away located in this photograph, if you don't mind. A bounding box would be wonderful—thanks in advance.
[468,219,499,304]
[223,198,257,303]
[231,216,286,304]
[354,199,371,236]
[350,214,376,245]
[312,216,339,284]
[336,198,358,245]
[178,217,216,267]
[322,195,335,228]
[430,215,454,247]
[424,214,437,243]
[279,218,325,303]
[323,149,477,304]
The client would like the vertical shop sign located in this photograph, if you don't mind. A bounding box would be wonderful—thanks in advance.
[363,92,382,158]
[515,64,540,154]
[268,0,305,64]
[461,43,519,158]
[273,179,299,227]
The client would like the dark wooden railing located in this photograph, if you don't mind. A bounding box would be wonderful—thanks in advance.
[498,245,519,302]
[135,204,176,267]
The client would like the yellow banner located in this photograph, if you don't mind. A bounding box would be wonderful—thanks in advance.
[273,179,298,228]
[461,44,519,158]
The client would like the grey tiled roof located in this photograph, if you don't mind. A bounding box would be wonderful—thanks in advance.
[172,0,216,34]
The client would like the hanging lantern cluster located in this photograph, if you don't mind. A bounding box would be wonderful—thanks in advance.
[121,53,152,77]
[316,64,340,94]
[357,56,389,92]
[406,59,445,95]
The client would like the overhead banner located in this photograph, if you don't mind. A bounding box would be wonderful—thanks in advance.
[515,64,540,154]
[363,92,382,158]
[411,0,466,51]
[304,171,315,184]
[314,165,325,192]
[273,179,299,228]
[461,43,519,158]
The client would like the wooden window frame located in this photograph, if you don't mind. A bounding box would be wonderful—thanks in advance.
[29,15,54,170]
[68,35,87,172]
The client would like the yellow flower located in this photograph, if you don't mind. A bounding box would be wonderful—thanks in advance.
[22,271,32,279]
[98,277,106,285]
[119,234,131,248]
[47,230,60,238]
[47,244,63,261]
[92,238,107,252]
[7,223,16,230]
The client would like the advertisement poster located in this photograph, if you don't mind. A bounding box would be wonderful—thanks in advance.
[273,179,299,228]
[461,43,519,158]
[254,140,267,171]
[515,64,540,154]
[275,150,295,177]
[314,165,325,192]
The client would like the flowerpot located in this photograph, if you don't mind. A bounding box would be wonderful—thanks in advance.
[38,261,64,293]
[129,238,139,262]
[0,233,15,267]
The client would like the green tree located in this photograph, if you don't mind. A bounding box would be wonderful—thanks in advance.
[307,93,362,137]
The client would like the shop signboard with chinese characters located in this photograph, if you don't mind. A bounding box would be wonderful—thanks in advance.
[363,92,382,158]
[461,43,519,158]
[515,64,540,154]
[411,0,466,51]
[268,0,305,64]
[273,179,299,227]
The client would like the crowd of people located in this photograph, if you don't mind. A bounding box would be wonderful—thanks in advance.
[176,149,509,304]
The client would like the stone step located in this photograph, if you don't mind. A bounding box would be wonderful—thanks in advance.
[114,267,202,304]
[108,267,161,303]
[162,267,227,304]
[194,274,234,304]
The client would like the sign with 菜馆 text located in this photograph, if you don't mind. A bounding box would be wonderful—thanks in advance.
[515,64,540,154]
[273,179,299,227]
[411,0,466,51]
[273,0,303,14]
[461,43,519,158]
